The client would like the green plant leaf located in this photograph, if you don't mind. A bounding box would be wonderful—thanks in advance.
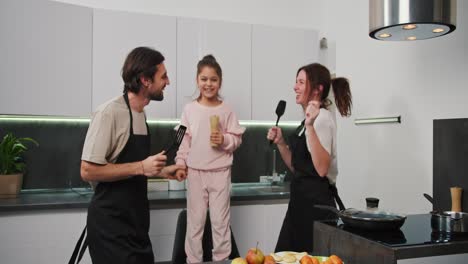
[0,132,38,174]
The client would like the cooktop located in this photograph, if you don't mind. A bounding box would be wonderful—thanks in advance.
[333,214,468,247]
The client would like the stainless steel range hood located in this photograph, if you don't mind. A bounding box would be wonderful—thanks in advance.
[369,0,457,41]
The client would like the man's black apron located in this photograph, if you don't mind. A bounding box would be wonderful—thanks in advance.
[275,120,344,253]
[70,93,154,264]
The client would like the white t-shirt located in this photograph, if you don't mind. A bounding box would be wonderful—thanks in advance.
[302,108,338,184]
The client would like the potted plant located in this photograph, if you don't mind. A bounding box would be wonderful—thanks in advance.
[0,132,38,198]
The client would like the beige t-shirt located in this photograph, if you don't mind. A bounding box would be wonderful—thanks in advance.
[81,95,148,165]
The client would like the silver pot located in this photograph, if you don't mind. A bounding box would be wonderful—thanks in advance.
[431,211,468,233]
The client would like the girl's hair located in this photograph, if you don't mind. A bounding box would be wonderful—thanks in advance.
[297,63,352,117]
[196,54,223,100]
[121,47,165,93]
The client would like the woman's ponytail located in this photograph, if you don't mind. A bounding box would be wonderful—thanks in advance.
[331,77,352,117]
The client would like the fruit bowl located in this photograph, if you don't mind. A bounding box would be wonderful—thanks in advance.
[271,252,343,264]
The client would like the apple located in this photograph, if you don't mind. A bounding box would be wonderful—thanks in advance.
[245,248,265,264]
[263,255,276,264]
[231,257,248,264]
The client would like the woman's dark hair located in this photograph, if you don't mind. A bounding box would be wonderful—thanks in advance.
[196,54,223,100]
[297,63,352,117]
[121,47,165,93]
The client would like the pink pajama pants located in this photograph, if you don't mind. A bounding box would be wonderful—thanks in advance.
[185,167,232,263]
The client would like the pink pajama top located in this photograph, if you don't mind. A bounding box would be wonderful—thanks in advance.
[175,101,245,170]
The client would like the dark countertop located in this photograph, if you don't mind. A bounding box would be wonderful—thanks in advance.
[314,214,468,264]
[0,182,290,213]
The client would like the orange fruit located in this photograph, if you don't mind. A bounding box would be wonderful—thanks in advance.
[263,255,275,264]
[329,255,343,264]
[300,255,320,264]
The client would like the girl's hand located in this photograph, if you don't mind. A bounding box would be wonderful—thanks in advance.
[305,100,321,126]
[210,131,224,146]
[267,127,285,145]
[174,168,187,181]
[160,164,185,179]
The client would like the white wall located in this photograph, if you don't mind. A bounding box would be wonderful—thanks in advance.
[51,0,468,214]
[319,0,468,214]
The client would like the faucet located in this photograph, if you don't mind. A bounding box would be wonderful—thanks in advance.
[271,149,278,185]
[272,149,277,177]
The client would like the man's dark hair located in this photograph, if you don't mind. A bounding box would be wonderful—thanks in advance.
[121,47,165,93]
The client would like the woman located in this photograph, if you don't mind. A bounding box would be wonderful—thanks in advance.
[267,63,352,252]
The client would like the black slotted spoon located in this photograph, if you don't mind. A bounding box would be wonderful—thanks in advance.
[164,125,187,155]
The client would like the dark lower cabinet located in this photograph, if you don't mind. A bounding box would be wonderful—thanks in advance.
[313,214,468,264]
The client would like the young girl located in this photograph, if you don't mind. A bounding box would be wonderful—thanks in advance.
[267,63,352,252]
[175,55,245,263]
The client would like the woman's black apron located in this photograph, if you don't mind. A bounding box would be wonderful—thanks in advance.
[73,93,154,264]
[275,121,342,253]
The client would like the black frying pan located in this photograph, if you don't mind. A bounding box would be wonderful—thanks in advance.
[316,205,407,231]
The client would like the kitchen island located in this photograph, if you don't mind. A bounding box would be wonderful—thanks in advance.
[314,214,468,264]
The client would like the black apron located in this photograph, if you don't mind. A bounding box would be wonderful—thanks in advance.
[275,120,343,253]
[70,93,154,264]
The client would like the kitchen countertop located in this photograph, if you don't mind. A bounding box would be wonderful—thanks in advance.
[0,182,290,213]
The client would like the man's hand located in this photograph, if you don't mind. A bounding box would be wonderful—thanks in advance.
[141,151,167,177]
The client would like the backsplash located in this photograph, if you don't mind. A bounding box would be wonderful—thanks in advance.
[0,117,297,189]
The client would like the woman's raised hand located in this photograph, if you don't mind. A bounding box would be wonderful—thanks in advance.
[305,100,321,126]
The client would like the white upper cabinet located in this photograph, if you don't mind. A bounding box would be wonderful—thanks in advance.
[176,18,252,120]
[0,0,320,121]
[92,9,177,119]
[0,0,92,116]
[251,25,319,121]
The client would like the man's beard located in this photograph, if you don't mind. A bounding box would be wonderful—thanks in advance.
[149,89,164,101]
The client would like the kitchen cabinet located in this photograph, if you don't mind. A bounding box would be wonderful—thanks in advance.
[0,203,287,263]
[176,18,252,119]
[231,203,288,255]
[433,118,468,214]
[1,0,321,121]
[149,208,183,262]
[251,25,319,121]
[0,0,92,116]
[92,9,177,119]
